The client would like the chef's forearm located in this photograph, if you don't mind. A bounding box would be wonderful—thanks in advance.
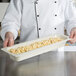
[1,0,22,40]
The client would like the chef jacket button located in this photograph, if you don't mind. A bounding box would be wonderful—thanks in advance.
[54,28,57,30]
[35,1,38,4]
[55,14,57,16]
[37,15,39,17]
[54,1,57,3]
[39,28,41,30]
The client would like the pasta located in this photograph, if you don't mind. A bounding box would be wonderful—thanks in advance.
[9,37,63,54]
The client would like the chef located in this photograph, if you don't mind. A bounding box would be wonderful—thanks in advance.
[1,0,76,47]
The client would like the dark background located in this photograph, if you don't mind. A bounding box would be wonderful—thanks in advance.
[0,0,10,2]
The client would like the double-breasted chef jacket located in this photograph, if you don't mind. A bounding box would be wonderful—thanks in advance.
[1,0,76,42]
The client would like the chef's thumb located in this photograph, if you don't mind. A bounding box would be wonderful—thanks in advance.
[8,38,14,47]
[3,38,9,48]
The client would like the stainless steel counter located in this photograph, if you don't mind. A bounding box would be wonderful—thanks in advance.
[0,47,76,76]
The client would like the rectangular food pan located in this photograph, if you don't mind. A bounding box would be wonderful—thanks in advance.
[1,35,70,61]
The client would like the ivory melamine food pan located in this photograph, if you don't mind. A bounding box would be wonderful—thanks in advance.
[1,35,70,61]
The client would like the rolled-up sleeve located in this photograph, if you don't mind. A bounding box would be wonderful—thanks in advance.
[1,0,22,41]
[65,0,76,35]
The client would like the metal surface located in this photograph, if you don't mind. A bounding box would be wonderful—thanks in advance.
[0,46,76,76]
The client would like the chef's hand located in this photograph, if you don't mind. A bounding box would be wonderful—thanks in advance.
[3,32,14,48]
[69,27,76,44]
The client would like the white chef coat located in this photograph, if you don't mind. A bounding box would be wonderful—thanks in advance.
[1,0,76,42]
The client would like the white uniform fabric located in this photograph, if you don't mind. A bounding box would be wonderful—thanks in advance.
[1,0,76,42]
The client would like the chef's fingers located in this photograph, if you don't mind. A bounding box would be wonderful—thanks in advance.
[69,31,75,44]
[69,33,76,44]
[3,32,14,47]
[8,38,14,47]
[72,33,76,44]
[70,31,74,38]
[3,38,9,48]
